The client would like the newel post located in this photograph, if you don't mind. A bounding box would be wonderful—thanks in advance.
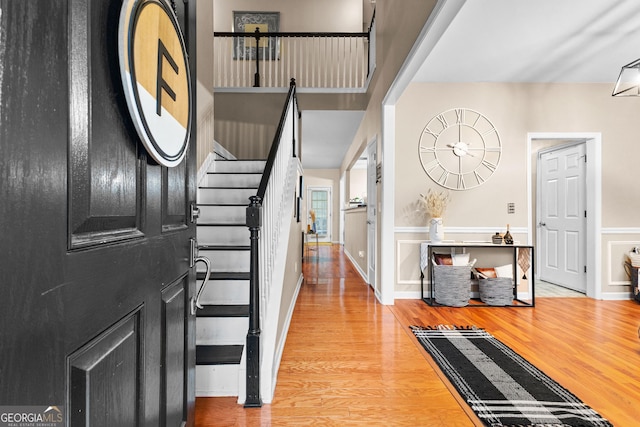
[245,195,262,407]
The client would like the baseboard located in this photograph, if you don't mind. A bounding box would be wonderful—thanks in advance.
[598,292,634,301]
[395,291,534,302]
[394,291,422,300]
[213,140,237,161]
[197,151,216,187]
[344,249,368,283]
[266,273,304,404]
[393,291,632,302]
[196,141,239,187]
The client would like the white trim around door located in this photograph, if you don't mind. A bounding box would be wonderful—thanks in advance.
[527,132,602,299]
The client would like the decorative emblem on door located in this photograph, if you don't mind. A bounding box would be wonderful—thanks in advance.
[118,0,192,167]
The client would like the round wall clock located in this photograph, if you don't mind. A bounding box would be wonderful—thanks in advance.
[418,108,502,190]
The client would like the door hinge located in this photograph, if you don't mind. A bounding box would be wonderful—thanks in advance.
[190,202,200,223]
[584,210,587,218]
[584,265,587,273]
[190,238,198,267]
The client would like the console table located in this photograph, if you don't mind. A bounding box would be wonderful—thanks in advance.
[420,242,535,307]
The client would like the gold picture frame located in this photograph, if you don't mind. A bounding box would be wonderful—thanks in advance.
[233,11,280,60]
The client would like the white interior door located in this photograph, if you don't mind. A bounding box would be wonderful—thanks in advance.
[538,142,587,292]
[367,139,377,290]
[308,186,332,242]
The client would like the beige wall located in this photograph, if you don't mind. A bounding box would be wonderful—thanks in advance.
[214,92,287,159]
[303,169,341,243]
[214,0,362,32]
[344,208,368,276]
[341,1,439,175]
[197,0,214,96]
[349,168,367,201]
[196,0,214,170]
[340,1,439,295]
[396,82,640,228]
[277,191,304,342]
[393,82,640,296]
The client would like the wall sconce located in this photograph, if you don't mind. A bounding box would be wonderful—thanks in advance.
[612,58,640,96]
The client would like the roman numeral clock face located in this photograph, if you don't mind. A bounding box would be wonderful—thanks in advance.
[418,108,501,190]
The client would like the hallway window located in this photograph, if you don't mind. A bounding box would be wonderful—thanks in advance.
[308,187,330,239]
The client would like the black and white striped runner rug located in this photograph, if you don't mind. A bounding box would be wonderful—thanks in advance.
[411,325,612,427]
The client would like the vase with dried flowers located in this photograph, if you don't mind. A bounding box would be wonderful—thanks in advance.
[419,189,450,243]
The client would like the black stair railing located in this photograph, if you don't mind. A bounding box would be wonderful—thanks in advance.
[213,25,374,89]
[244,79,299,407]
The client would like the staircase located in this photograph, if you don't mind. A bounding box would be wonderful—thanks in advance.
[195,159,266,398]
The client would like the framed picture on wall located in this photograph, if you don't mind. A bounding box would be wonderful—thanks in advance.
[233,11,280,60]
[299,176,304,199]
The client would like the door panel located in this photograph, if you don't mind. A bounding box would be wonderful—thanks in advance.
[163,163,189,231]
[0,1,197,425]
[69,0,143,248]
[69,310,142,427]
[161,276,189,426]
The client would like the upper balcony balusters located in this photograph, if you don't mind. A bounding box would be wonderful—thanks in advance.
[214,21,375,90]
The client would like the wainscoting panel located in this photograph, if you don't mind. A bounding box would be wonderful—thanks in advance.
[396,240,424,286]
[607,240,640,287]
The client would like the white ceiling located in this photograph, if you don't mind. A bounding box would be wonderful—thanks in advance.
[413,0,640,83]
[301,110,364,169]
[302,0,640,169]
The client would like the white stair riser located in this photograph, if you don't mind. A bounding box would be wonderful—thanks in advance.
[213,160,265,173]
[197,226,249,246]
[198,205,245,224]
[198,188,255,205]
[196,365,239,397]
[196,317,248,345]
[207,173,261,188]
[196,280,249,305]
[198,250,250,272]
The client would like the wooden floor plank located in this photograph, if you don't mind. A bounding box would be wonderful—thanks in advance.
[196,244,640,426]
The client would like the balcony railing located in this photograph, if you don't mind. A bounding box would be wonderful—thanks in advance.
[214,20,375,90]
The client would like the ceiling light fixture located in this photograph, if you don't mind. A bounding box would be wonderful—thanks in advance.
[612,58,640,96]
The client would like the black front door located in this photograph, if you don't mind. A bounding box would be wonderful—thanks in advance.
[0,0,197,425]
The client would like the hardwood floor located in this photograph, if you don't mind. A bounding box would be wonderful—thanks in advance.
[196,244,640,426]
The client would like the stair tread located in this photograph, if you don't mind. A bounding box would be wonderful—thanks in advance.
[196,345,243,365]
[198,271,250,280]
[197,304,249,318]
[199,245,250,251]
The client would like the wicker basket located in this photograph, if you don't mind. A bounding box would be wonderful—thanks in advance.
[433,265,471,307]
[478,277,513,306]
